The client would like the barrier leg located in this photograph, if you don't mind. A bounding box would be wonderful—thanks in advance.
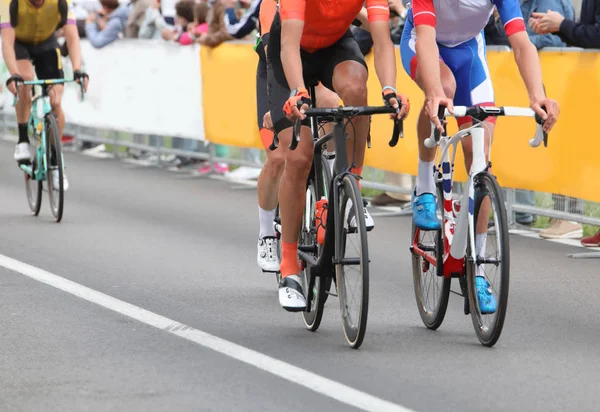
[113,130,119,159]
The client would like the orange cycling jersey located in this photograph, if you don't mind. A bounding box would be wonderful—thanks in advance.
[279,0,388,51]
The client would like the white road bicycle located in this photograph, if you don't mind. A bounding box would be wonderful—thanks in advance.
[410,105,548,347]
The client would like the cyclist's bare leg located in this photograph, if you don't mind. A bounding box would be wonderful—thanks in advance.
[277,125,314,277]
[414,61,456,195]
[331,61,369,175]
[49,85,65,137]
[257,129,285,211]
[15,61,34,123]
[315,84,340,169]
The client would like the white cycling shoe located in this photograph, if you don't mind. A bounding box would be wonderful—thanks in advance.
[14,142,32,164]
[346,198,375,231]
[257,236,280,272]
[278,274,307,312]
[51,169,69,191]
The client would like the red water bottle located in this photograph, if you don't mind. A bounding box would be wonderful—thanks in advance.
[315,197,328,245]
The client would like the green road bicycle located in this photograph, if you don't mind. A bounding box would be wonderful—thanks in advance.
[13,78,84,222]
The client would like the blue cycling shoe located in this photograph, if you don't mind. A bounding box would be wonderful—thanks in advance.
[476,276,498,314]
[412,192,441,230]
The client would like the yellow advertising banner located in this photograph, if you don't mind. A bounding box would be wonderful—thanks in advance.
[201,44,600,203]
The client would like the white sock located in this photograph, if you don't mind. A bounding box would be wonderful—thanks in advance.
[258,206,276,239]
[416,159,436,196]
[325,150,335,175]
[475,233,487,277]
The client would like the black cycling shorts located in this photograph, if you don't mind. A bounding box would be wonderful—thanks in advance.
[256,55,269,130]
[267,12,368,133]
[15,35,64,80]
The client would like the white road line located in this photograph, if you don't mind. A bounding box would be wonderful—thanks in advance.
[0,253,415,412]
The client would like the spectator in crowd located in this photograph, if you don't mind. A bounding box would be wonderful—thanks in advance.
[198,0,233,47]
[529,0,600,48]
[222,0,260,41]
[521,0,574,48]
[126,0,154,38]
[179,3,209,45]
[161,0,195,42]
[85,0,132,48]
[139,0,170,39]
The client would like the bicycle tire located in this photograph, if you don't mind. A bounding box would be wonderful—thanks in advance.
[336,174,369,349]
[25,156,42,216]
[411,183,451,330]
[301,178,330,331]
[45,114,64,222]
[466,172,510,347]
[274,204,282,284]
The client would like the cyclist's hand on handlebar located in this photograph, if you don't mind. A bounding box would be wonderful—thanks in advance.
[382,89,410,120]
[283,87,311,122]
[425,94,453,133]
[5,74,24,95]
[74,70,89,92]
[531,97,559,133]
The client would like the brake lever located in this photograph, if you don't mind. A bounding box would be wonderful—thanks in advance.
[388,103,404,147]
[290,119,301,150]
[529,110,548,148]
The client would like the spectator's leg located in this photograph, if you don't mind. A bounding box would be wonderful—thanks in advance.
[539,194,583,239]
[514,189,535,225]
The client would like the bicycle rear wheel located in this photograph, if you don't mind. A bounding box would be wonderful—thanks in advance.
[300,179,330,331]
[466,172,510,347]
[25,156,42,216]
[336,174,369,349]
[45,114,64,222]
[274,204,282,284]
[411,183,450,330]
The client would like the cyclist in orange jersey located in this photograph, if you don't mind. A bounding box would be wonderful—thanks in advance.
[267,0,410,311]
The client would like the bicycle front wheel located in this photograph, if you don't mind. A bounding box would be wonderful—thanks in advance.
[336,174,369,349]
[45,114,64,222]
[466,172,510,347]
[25,156,42,216]
[411,183,450,330]
[300,179,330,332]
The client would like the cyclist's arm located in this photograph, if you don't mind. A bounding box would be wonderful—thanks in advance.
[367,0,395,89]
[0,27,19,75]
[280,0,306,91]
[508,31,546,103]
[412,0,444,98]
[494,0,545,103]
[63,24,82,71]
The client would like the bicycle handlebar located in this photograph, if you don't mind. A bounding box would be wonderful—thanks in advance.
[12,78,86,106]
[287,105,404,151]
[424,105,548,149]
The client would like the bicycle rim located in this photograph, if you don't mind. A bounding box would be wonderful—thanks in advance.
[411,184,450,330]
[336,175,369,349]
[25,156,42,216]
[466,172,510,347]
[45,114,64,222]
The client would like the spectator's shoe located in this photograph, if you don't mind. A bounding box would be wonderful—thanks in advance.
[257,236,280,272]
[346,198,374,232]
[14,142,32,165]
[412,192,441,231]
[51,169,69,191]
[369,192,410,206]
[278,274,306,312]
[197,162,229,175]
[539,219,583,239]
[581,230,600,247]
[476,276,497,315]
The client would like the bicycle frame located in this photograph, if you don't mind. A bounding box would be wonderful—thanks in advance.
[15,79,76,181]
[411,105,547,278]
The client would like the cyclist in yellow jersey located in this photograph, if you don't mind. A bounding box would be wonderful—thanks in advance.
[1,0,88,190]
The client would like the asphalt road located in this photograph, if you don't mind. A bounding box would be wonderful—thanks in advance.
[0,140,598,412]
